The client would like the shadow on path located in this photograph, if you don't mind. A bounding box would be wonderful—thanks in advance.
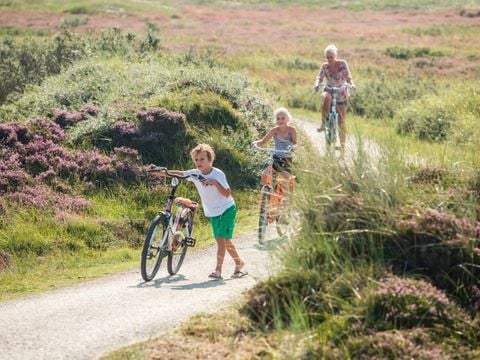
[170,279,227,290]
[134,274,187,289]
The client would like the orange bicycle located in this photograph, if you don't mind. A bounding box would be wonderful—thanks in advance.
[253,143,295,244]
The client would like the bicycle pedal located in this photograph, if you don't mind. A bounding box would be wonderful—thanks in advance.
[186,237,196,247]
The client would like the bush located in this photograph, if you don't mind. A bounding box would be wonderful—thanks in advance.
[241,270,326,329]
[0,28,161,107]
[385,46,446,60]
[345,329,454,360]
[273,57,319,71]
[364,275,466,330]
[349,75,437,120]
[152,90,244,130]
[66,221,116,250]
[396,86,480,142]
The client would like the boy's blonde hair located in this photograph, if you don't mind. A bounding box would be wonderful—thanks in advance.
[190,143,216,162]
[274,107,292,122]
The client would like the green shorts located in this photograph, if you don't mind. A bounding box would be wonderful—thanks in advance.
[209,204,237,239]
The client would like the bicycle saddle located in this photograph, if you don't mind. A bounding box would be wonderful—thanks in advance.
[175,197,198,210]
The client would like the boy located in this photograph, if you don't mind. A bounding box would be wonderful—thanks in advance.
[154,144,247,280]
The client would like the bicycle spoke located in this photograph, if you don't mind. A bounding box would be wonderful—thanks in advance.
[167,211,191,275]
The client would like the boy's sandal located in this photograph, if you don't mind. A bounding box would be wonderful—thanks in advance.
[231,270,248,279]
[208,270,222,279]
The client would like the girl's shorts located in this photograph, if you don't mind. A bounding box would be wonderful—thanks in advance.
[209,204,237,239]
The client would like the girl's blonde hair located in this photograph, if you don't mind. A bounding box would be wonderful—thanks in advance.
[190,143,216,162]
[324,44,338,57]
[274,107,292,122]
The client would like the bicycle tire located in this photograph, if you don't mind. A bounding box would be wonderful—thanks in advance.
[325,112,338,147]
[141,213,167,282]
[258,186,271,244]
[275,204,290,238]
[167,211,192,275]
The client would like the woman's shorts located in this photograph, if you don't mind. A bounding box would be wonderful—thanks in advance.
[273,155,292,173]
[209,204,237,239]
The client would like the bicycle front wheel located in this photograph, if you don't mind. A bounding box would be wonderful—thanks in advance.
[167,211,192,275]
[325,112,338,147]
[141,213,167,282]
[258,186,271,244]
[275,201,291,238]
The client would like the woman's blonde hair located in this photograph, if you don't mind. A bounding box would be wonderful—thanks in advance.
[274,107,292,122]
[324,44,338,57]
[190,143,216,162]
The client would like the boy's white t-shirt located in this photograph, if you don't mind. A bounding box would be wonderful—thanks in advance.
[184,167,235,217]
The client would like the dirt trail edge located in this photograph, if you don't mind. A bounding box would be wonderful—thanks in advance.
[0,233,274,360]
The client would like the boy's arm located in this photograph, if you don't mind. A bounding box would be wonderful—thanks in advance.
[202,179,231,197]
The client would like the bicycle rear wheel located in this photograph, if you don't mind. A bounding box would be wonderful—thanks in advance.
[141,213,167,282]
[167,211,192,275]
[258,186,271,244]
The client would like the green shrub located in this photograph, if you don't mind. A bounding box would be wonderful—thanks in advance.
[241,269,326,329]
[349,75,437,119]
[385,46,446,60]
[0,28,161,108]
[364,275,466,330]
[284,87,322,113]
[151,90,245,130]
[396,86,480,142]
[273,57,319,71]
[66,221,116,250]
[2,228,54,256]
[344,329,454,360]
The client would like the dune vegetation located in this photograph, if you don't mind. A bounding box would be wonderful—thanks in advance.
[1,0,480,358]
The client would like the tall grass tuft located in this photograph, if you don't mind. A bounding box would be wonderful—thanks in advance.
[242,133,480,357]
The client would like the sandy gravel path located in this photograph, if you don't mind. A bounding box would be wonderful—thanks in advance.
[0,231,278,360]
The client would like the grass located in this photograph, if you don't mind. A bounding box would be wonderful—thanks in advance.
[0,248,138,302]
[0,188,258,301]
[0,26,50,37]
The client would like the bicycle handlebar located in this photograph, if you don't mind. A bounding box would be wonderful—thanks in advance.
[147,167,191,179]
[318,82,354,91]
[252,142,293,155]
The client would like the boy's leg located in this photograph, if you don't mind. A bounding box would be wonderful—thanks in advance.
[214,237,226,274]
[225,239,244,271]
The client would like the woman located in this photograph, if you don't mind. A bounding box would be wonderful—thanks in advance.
[314,44,355,153]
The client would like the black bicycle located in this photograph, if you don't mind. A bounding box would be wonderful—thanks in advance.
[140,167,199,282]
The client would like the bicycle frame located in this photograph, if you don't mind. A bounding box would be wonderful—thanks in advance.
[253,143,295,243]
[319,83,352,149]
[140,167,199,281]
[153,169,198,251]
[254,144,294,220]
